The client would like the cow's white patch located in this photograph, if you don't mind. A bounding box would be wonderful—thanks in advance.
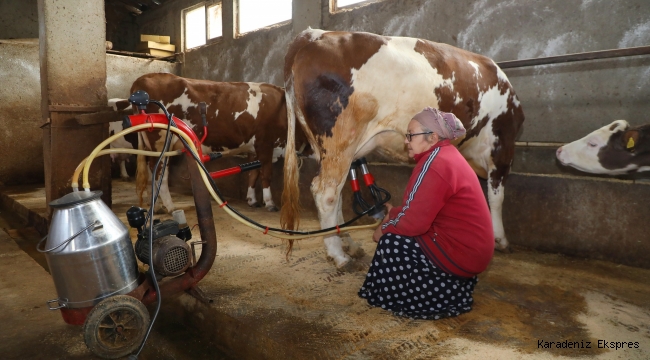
[108,98,131,112]
[262,188,274,208]
[492,60,508,83]
[468,61,481,77]
[167,90,197,115]
[181,118,196,130]
[239,135,256,153]
[234,83,264,120]
[201,143,213,155]
[349,37,453,153]
[471,86,511,128]
[246,186,257,206]
[272,146,285,163]
[306,28,329,41]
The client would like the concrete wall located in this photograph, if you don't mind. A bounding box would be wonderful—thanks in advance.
[138,0,650,143]
[0,40,179,186]
[0,40,43,186]
[0,0,39,39]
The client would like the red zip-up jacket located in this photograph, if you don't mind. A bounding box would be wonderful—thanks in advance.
[381,140,494,278]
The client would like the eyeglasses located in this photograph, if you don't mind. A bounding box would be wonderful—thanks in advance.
[405,132,433,142]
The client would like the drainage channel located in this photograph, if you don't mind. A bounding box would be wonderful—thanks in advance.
[0,205,233,360]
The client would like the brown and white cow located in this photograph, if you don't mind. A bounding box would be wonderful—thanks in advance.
[127,73,311,213]
[281,29,524,268]
[556,120,650,174]
[108,99,138,180]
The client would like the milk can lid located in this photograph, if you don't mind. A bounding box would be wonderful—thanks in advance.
[49,191,103,208]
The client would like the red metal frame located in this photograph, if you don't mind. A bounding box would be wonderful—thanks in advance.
[127,111,212,163]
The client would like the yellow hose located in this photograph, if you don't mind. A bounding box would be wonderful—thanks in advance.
[71,148,182,189]
[81,124,378,240]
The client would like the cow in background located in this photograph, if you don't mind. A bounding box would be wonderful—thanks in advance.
[125,73,311,213]
[281,29,525,269]
[556,120,650,174]
[108,99,138,180]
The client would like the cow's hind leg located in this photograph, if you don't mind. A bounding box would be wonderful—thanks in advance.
[246,154,261,208]
[259,154,278,212]
[337,203,365,259]
[487,168,508,251]
[119,160,130,181]
[488,136,515,252]
[144,158,174,214]
[312,166,352,269]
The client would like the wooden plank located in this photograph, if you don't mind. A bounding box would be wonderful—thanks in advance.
[48,105,113,112]
[75,110,133,125]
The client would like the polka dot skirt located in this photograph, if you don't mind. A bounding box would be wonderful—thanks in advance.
[358,232,478,320]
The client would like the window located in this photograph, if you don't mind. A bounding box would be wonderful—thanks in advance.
[334,0,371,10]
[185,5,206,49]
[207,3,223,39]
[237,0,292,35]
[184,2,223,50]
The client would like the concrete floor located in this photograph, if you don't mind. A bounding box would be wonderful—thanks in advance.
[1,180,649,359]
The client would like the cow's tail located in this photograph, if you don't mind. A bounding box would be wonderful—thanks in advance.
[135,132,149,207]
[280,84,302,257]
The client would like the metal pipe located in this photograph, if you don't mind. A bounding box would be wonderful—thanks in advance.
[497,45,650,69]
[139,154,217,304]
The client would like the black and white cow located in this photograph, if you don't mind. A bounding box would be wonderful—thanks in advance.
[556,120,650,174]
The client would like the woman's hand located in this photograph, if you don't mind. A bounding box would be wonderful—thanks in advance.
[383,203,393,222]
[373,203,393,243]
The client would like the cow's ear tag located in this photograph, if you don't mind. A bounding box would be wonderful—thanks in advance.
[626,137,635,149]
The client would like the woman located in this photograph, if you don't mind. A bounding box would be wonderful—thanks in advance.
[358,107,494,320]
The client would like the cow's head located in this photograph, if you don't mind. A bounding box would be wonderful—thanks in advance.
[556,120,641,174]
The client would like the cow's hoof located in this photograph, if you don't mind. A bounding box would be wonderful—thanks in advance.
[266,205,279,212]
[333,255,352,269]
[494,239,512,253]
[248,201,262,208]
[338,259,367,273]
[346,245,366,259]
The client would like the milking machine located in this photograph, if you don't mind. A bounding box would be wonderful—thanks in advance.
[349,158,391,220]
[40,90,391,359]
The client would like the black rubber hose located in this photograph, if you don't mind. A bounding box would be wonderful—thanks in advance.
[175,135,388,235]
[131,100,176,359]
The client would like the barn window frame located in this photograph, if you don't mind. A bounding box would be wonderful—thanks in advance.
[182,1,223,51]
[235,0,292,37]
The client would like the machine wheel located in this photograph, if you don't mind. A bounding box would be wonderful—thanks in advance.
[83,295,150,359]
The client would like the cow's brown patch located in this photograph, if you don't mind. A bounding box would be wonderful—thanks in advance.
[598,124,650,171]
[292,32,386,138]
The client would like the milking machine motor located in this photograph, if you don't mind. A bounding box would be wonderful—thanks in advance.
[40,90,391,359]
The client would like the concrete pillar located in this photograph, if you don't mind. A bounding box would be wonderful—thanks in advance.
[222,0,235,40]
[38,0,111,216]
[293,0,323,34]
